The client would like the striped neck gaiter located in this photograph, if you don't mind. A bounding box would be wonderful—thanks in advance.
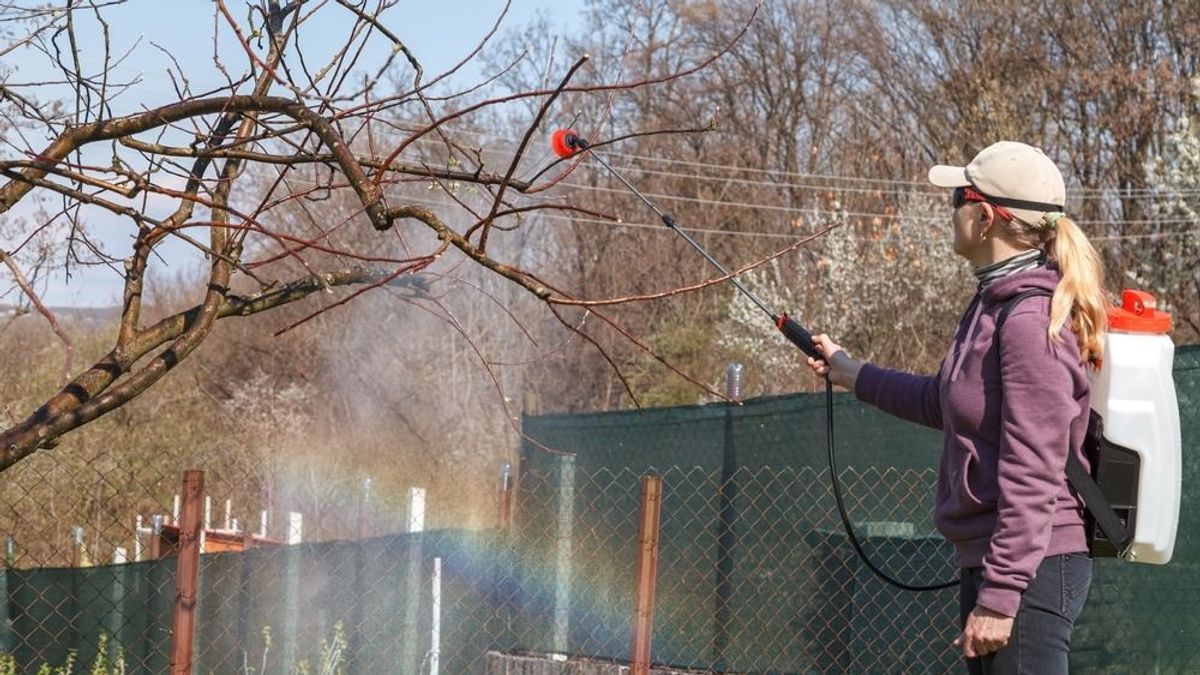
[974,248,1047,288]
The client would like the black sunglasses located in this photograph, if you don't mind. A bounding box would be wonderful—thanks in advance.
[952,186,982,209]
[953,186,1016,220]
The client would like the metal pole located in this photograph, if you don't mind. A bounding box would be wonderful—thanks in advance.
[552,454,576,654]
[281,511,303,668]
[169,469,204,675]
[0,535,11,652]
[149,514,164,560]
[402,487,427,671]
[71,526,87,568]
[287,512,304,544]
[0,536,10,652]
[407,486,426,534]
[202,497,211,553]
[497,462,514,528]
[430,557,442,675]
[630,474,663,675]
[357,477,374,540]
[714,363,743,669]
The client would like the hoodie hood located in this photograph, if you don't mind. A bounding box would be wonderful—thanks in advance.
[981,262,1061,307]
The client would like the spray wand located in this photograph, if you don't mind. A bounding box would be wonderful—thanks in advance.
[551,130,822,361]
[551,129,956,592]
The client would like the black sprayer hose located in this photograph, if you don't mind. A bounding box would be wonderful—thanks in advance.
[824,377,958,591]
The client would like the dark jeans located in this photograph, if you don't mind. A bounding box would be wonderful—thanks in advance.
[959,553,1093,675]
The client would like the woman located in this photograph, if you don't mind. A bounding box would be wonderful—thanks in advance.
[805,141,1109,674]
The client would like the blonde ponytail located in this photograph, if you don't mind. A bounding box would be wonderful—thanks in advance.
[1004,214,1108,365]
[1047,216,1107,365]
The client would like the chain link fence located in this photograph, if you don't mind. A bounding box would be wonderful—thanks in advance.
[1,345,1197,673]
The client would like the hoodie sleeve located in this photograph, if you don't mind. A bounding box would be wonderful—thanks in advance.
[854,363,944,430]
[975,307,1081,617]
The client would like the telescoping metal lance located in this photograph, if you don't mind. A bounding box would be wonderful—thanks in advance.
[550,129,823,361]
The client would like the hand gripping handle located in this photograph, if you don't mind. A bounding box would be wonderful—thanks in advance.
[775,313,823,361]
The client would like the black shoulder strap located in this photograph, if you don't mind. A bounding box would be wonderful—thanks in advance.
[994,289,1052,332]
[996,290,1133,554]
[1070,413,1133,554]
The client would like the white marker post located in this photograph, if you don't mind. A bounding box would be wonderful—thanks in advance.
[202,496,212,553]
[134,515,145,561]
[282,511,304,668]
[401,487,427,672]
[407,486,426,534]
[430,557,442,675]
[287,512,303,544]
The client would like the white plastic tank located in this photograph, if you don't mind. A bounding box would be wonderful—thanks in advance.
[1087,289,1181,564]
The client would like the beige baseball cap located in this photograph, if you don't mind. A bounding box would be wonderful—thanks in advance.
[929,141,1066,225]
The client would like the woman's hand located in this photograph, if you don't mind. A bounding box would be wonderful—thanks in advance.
[953,605,1015,658]
[804,334,863,391]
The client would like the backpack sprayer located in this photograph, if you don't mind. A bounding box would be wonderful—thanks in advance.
[549,129,1182,590]
[1085,290,1181,563]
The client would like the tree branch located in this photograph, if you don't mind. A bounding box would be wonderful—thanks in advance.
[0,266,404,471]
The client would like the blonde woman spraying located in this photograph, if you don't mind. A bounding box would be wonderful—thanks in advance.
[806,142,1108,674]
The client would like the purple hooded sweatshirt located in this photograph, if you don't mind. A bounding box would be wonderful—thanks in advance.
[854,265,1090,617]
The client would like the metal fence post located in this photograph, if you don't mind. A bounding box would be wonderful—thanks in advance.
[552,454,576,654]
[401,486,427,672]
[713,363,743,668]
[71,526,88,567]
[631,474,663,675]
[169,469,204,675]
[357,477,373,540]
[281,512,303,670]
[0,534,11,652]
[150,514,164,560]
[431,556,442,675]
[498,462,514,528]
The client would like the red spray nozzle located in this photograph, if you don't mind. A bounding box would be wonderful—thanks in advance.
[551,129,587,158]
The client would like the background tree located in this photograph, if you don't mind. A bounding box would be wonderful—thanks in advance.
[483,0,1200,399]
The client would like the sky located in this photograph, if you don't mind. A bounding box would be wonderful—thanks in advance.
[2,0,587,308]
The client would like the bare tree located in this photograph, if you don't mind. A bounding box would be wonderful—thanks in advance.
[0,0,764,472]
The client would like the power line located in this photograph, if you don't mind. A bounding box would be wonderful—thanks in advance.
[391,191,1200,244]
[437,125,1200,198]
[519,180,1200,228]
[401,134,1200,218]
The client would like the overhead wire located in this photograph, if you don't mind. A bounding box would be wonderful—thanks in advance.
[437,125,1200,197]
[398,133,1200,228]
[388,189,1200,244]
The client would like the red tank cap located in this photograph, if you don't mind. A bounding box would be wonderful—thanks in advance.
[1108,289,1172,334]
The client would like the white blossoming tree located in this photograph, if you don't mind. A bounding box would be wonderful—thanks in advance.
[719,193,965,396]
[1145,79,1200,335]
